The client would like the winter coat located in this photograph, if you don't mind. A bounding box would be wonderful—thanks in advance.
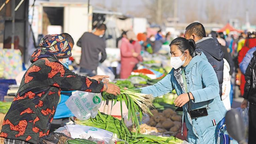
[120,38,138,79]
[196,37,224,97]
[153,33,166,53]
[221,45,234,75]
[239,47,256,74]
[238,38,256,96]
[0,35,104,144]
[131,40,143,63]
[141,52,226,143]
[222,59,231,110]
[244,51,256,104]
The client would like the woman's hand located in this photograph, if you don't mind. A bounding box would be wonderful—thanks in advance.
[103,83,120,96]
[90,75,109,82]
[241,99,248,109]
[174,93,194,107]
[133,52,139,57]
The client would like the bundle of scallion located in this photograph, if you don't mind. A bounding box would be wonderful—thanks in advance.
[102,88,154,134]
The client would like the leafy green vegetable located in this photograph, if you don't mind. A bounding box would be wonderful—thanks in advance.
[128,134,183,144]
[115,80,134,89]
[150,65,167,74]
[143,60,156,64]
[0,101,12,114]
[77,112,131,141]
[128,74,151,81]
[66,138,96,144]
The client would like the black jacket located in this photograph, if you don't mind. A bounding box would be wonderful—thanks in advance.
[244,51,256,103]
[196,37,224,96]
[221,45,234,75]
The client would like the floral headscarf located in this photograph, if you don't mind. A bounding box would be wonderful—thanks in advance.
[31,34,73,62]
[39,34,73,58]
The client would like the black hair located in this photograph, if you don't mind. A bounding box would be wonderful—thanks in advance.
[218,32,225,40]
[96,23,107,31]
[247,31,256,38]
[209,31,218,38]
[121,30,127,36]
[61,33,74,45]
[185,22,206,38]
[169,37,196,57]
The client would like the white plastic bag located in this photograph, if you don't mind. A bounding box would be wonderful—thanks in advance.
[236,107,249,128]
[97,64,115,82]
[66,125,113,144]
[65,91,102,120]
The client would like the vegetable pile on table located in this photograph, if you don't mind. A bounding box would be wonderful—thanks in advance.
[0,101,12,114]
[77,112,183,144]
[102,84,154,134]
[145,109,182,136]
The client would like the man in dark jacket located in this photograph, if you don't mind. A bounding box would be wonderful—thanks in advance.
[185,22,224,97]
[241,51,256,144]
[77,24,107,77]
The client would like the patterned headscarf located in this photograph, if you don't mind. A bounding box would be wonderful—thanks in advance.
[38,34,73,58]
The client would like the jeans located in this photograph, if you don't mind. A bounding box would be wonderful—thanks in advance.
[79,67,97,77]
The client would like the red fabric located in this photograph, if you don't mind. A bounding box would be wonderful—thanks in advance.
[217,23,243,33]
[237,38,256,96]
[120,38,137,79]
[175,123,187,140]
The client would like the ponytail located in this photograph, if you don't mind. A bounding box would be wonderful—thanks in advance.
[188,39,196,56]
[169,37,196,57]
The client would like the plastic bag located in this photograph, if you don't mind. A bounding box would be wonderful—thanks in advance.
[236,107,249,128]
[65,91,102,120]
[66,125,113,144]
[97,64,115,82]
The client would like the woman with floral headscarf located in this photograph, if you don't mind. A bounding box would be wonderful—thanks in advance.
[0,33,120,144]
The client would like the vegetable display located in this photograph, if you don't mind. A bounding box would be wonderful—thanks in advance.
[146,109,182,135]
[77,112,131,141]
[102,87,154,134]
[0,101,12,114]
[66,138,96,144]
[128,134,183,144]
[77,112,183,144]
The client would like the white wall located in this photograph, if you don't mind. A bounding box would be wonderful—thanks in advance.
[64,6,89,63]
[133,18,147,35]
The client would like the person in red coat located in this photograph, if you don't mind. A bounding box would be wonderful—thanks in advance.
[238,35,256,96]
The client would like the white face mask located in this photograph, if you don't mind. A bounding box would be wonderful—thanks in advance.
[170,54,186,69]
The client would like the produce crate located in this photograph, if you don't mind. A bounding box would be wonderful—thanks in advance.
[0,79,16,101]
[0,84,9,101]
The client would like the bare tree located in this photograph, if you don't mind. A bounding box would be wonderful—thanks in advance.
[142,0,175,25]
[205,1,224,23]
[182,1,200,23]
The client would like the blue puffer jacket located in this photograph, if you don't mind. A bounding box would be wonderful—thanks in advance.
[141,53,226,143]
[239,46,256,74]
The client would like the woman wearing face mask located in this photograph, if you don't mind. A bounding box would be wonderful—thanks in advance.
[141,37,227,144]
